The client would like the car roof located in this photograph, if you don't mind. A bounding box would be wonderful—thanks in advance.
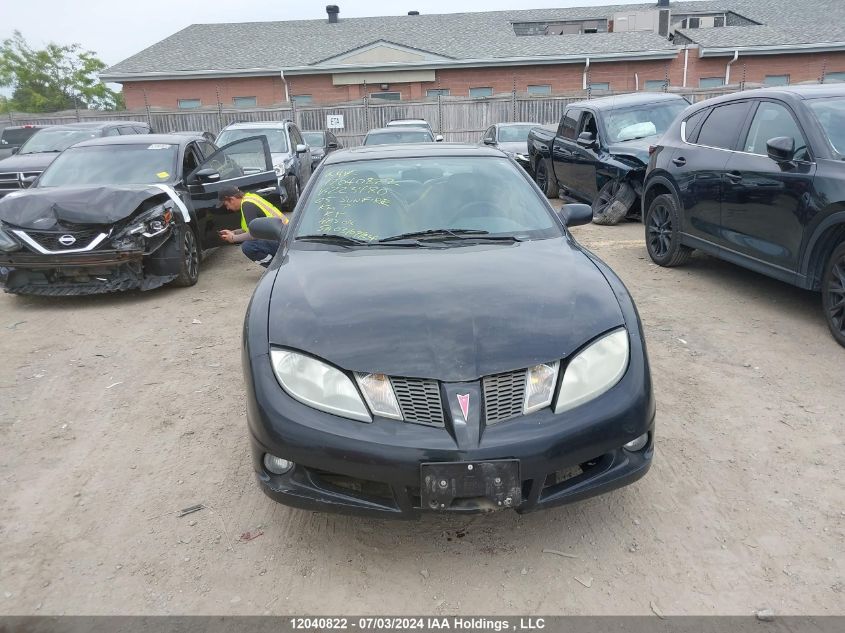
[70,134,194,148]
[42,121,149,130]
[690,84,845,108]
[324,143,504,164]
[220,121,289,130]
[495,122,542,127]
[366,127,431,134]
[388,119,428,124]
[568,92,687,111]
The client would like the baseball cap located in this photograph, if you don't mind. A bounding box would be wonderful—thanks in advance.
[216,186,242,207]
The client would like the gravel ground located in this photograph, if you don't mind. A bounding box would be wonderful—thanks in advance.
[0,216,842,615]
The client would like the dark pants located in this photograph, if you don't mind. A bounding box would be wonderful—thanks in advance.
[241,239,279,267]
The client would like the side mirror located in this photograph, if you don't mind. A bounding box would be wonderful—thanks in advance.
[296,144,307,154]
[483,137,495,145]
[248,216,288,241]
[435,135,444,142]
[194,167,220,183]
[327,141,338,149]
[766,136,795,163]
[558,203,593,227]
[577,132,597,148]
[11,147,19,155]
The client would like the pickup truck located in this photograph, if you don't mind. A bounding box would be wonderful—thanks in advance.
[527,92,688,224]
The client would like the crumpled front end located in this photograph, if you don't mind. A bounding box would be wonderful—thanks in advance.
[0,198,182,296]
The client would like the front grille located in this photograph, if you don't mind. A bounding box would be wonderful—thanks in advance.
[390,377,445,427]
[482,369,526,425]
[22,228,104,251]
[0,171,41,191]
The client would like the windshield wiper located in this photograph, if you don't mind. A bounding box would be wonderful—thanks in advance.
[296,233,370,246]
[378,228,523,243]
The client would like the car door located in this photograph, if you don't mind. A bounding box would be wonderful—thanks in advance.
[289,125,312,185]
[186,136,278,249]
[567,110,602,201]
[673,100,754,245]
[720,99,816,274]
[552,108,581,193]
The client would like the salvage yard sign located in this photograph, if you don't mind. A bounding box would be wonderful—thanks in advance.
[327,115,344,129]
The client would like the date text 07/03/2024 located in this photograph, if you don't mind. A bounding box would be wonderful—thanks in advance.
[289,618,547,631]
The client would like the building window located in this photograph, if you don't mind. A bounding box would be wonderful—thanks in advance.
[764,75,790,86]
[527,84,551,95]
[825,71,845,82]
[644,79,666,91]
[426,89,450,98]
[699,77,726,89]
[292,95,313,104]
[688,17,701,28]
[589,82,610,92]
[370,92,401,101]
[233,96,257,108]
[177,99,201,109]
[714,15,725,27]
[470,87,493,98]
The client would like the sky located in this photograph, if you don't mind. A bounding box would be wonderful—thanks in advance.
[1,0,648,68]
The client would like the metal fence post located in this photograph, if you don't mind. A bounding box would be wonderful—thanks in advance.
[143,89,152,128]
[821,57,828,84]
[663,63,670,92]
[216,85,224,130]
[437,92,443,135]
[363,81,370,132]
[511,76,517,122]
[740,63,747,91]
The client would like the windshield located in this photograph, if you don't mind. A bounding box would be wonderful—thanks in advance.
[18,128,101,154]
[294,157,560,243]
[807,97,845,155]
[497,125,537,143]
[1,127,41,146]
[37,143,178,187]
[216,128,289,153]
[604,101,688,143]
[302,132,325,147]
[364,130,433,145]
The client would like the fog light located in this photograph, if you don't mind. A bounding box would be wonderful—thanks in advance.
[623,433,649,452]
[263,453,293,474]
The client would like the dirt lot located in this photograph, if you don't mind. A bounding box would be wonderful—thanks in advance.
[0,215,843,616]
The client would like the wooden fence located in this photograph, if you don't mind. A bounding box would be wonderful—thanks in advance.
[1,87,738,147]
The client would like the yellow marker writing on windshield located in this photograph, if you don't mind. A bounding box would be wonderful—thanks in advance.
[156,171,169,179]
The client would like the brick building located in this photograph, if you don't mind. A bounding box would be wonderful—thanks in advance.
[101,0,845,109]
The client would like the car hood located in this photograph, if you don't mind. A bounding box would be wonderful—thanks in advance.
[0,185,168,230]
[0,152,59,172]
[268,237,624,381]
[498,141,529,155]
[605,137,655,164]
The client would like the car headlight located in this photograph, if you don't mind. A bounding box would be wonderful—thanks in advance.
[270,349,371,422]
[554,329,629,414]
[0,226,21,253]
[355,372,402,419]
[118,204,173,239]
[274,164,283,176]
[523,362,559,414]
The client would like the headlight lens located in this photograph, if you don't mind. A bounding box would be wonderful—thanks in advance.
[355,372,402,420]
[0,227,20,252]
[270,349,371,422]
[554,329,629,414]
[523,362,559,414]
[119,204,172,238]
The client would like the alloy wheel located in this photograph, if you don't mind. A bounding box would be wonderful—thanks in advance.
[647,204,672,258]
[184,229,199,280]
[827,254,845,336]
[536,163,547,191]
[596,180,620,213]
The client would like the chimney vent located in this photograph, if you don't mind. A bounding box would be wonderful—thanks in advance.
[408,11,420,15]
[657,0,669,7]
[326,5,340,23]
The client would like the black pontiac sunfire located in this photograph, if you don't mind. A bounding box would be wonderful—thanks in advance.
[242,144,655,517]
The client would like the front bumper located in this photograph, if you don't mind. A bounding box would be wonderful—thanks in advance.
[245,350,655,519]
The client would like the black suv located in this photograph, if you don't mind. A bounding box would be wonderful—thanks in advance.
[643,85,845,346]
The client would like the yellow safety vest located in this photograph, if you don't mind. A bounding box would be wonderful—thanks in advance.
[240,192,287,233]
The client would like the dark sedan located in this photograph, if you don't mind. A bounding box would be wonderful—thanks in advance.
[302,130,343,171]
[242,143,655,518]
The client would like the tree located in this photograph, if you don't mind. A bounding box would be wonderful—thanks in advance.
[0,30,124,113]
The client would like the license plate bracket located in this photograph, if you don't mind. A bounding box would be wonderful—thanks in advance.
[420,460,521,511]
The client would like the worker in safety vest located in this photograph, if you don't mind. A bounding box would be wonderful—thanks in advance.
[217,186,288,267]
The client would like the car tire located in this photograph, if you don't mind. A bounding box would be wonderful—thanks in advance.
[535,159,559,199]
[592,179,636,226]
[172,225,200,287]
[645,194,692,267]
[822,241,845,348]
[285,177,299,212]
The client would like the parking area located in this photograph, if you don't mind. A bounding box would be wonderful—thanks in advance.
[0,214,842,615]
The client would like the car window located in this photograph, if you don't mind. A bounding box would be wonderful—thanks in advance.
[1,127,42,145]
[134,126,150,134]
[197,141,217,158]
[559,109,581,140]
[37,143,179,187]
[18,128,103,153]
[182,144,201,175]
[216,128,288,153]
[302,132,325,146]
[744,101,809,160]
[497,125,537,143]
[807,96,845,155]
[294,157,560,243]
[604,101,688,143]
[104,128,121,137]
[696,102,752,150]
[579,112,599,140]
[363,130,433,145]
[289,126,304,147]
[197,137,270,180]
[682,109,708,143]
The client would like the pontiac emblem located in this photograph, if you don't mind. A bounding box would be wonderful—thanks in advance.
[58,234,77,246]
[456,393,470,421]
